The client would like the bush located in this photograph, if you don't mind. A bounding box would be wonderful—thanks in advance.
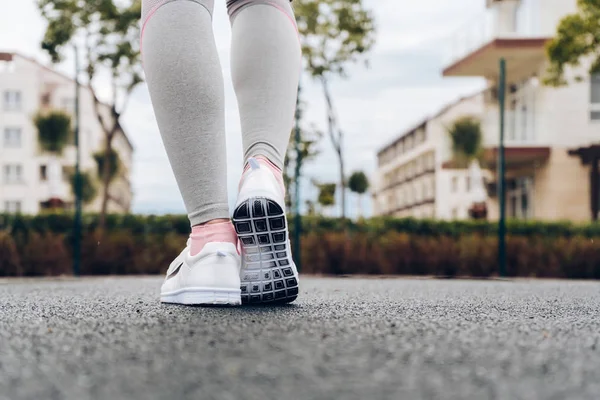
[21,232,71,276]
[0,231,21,276]
[2,213,600,278]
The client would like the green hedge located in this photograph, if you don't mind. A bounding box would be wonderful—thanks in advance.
[2,213,600,237]
[2,213,600,278]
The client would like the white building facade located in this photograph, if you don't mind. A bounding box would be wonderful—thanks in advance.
[0,52,134,214]
[373,92,485,219]
[375,0,600,221]
[443,0,600,221]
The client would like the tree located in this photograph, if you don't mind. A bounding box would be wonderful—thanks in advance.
[447,116,483,168]
[348,170,369,217]
[305,199,316,216]
[37,0,142,229]
[33,110,72,209]
[94,149,121,183]
[447,116,487,219]
[295,0,376,219]
[34,110,72,154]
[69,171,98,206]
[315,182,336,215]
[545,0,600,86]
[283,96,322,210]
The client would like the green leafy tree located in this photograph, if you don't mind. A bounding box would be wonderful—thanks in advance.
[37,0,142,228]
[447,116,487,220]
[348,170,369,217]
[315,182,337,215]
[33,110,72,154]
[34,110,72,210]
[283,96,322,210]
[94,149,121,183]
[545,0,600,86]
[305,199,316,216]
[295,0,376,219]
[69,171,98,206]
[447,116,483,168]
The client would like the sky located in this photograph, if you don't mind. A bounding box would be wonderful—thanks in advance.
[0,0,486,217]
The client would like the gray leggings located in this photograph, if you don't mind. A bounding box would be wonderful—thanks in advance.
[141,0,300,225]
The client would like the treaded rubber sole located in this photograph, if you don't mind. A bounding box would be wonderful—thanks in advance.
[161,288,241,305]
[233,197,299,305]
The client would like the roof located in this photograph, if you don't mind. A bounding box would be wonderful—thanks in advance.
[376,88,486,157]
[1,51,135,152]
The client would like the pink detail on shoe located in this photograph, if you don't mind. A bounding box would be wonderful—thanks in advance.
[190,221,238,256]
[241,157,286,198]
[256,156,285,194]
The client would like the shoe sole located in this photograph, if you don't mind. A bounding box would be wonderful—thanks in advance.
[233,197,299,305]
[161,288,241,305]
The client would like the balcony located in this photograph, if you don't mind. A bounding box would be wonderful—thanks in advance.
[442,9,551,82]
[480,110,550,169]
[442,110,550,170]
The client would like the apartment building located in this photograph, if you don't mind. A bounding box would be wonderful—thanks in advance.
[375,0,599,221]
[0,52,134,214]
[373,92,485,219]
[442,0,600,221]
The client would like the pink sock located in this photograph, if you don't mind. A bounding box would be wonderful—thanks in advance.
[190,221,237,256]
[242,156,285,196]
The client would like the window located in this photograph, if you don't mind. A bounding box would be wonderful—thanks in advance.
[4,201,21,213]
[40,165,48,181]
[427,153,435,170]
[416,130,423,145]
[61,97,74,112]
[591,74,600,121]
[4,90,21,111]
[62,166,72,181]
[405,135,413,151]
[466,176,471,192]
[451,176,459,193]
[3,127,21,148]
[3,164,23,183]
[0,60,16,73]
[507,176,534,219]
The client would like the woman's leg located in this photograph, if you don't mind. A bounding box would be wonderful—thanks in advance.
[227,0,301,304]
[142,0,240,305]
[141,0,230,228]
[228,0,301,170]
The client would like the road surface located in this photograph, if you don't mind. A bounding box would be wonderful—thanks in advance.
[1,276,600,399]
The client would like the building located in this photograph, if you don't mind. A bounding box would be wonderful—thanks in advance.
[0,52,134,214]
[373,92,485,219]
[375,0,600,221]
[442,0,600,222]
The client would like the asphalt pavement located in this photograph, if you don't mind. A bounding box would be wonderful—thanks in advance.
[1,276,600,400]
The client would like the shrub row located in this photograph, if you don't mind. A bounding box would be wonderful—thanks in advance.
[1,229,600,279]
[2,213,600,237]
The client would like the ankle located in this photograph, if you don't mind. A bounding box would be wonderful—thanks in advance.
[190,220,237,256]
[243,156,285,196]
[255,156,281,173]
[195,218,231,227]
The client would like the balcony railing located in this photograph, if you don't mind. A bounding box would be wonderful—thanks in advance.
[443,9,547,69]
[481,110,539,148]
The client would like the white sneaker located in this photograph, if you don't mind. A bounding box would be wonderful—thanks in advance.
[160,240,241,305]
[233,158,299,304]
